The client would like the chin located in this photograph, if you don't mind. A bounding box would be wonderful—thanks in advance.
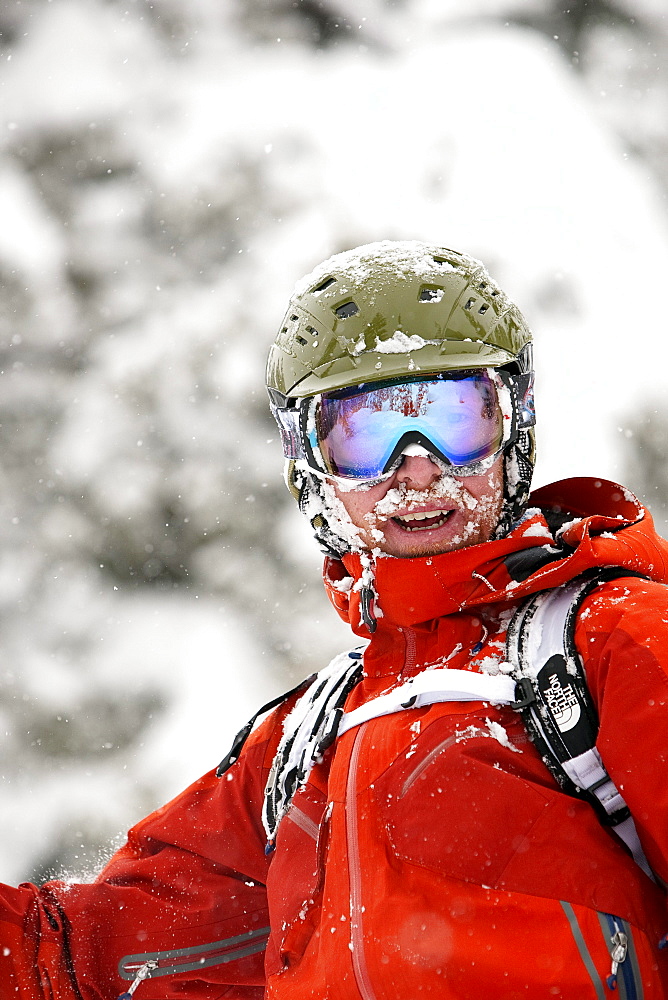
[374,539,454,559]
[385,542,463,558]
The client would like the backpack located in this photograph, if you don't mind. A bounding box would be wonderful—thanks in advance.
[218,568,653,878]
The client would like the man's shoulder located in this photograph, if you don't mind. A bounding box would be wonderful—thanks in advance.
[219,647,365,775]
[577,574,668,624]
[573,573,668,682]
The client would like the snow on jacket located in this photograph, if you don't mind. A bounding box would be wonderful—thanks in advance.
[2,477,668,999]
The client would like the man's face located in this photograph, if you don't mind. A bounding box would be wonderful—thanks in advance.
[331,453,504,558]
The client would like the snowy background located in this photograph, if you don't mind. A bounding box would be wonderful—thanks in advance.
[2,0,668,882]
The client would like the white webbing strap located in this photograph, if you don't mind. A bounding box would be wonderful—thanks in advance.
[562,746,655,880]
[338,668,516,738]
[613,817,655,881]
[562,747,627,817]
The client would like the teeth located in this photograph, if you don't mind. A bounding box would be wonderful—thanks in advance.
[396,509,449,522]
[393,510,453,531]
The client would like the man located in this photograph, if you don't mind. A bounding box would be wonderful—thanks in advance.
[1,240,668,998]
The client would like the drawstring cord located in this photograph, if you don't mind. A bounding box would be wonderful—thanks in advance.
[116,960,158,1000]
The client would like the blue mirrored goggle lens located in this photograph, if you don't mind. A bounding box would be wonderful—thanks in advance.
[313,374,504,479]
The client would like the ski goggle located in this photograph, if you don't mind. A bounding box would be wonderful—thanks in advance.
[270,368,534,482]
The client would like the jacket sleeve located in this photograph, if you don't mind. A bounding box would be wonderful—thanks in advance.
[576,575,668,889]
[0,708,285,1000]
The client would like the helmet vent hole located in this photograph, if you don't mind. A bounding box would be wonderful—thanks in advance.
[478,303,489,315]
[334,300,360,319]
[295,336,308,346]
[312,277,336,294]
[432,256,456,270]
[418,285,444,303]
[290,314,298,322]
[306,326,317,336]
[464,297,475,310]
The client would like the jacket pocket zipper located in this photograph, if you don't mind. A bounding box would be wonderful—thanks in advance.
[601,913,638,998]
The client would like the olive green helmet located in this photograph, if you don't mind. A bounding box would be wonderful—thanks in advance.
[268,241,535,557]
[267,240,532,400]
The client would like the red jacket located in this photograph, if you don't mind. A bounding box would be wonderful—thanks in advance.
[2,477,668,999]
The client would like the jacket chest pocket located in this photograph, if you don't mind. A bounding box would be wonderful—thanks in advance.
[265,780,328,974]
[376,712,555,887]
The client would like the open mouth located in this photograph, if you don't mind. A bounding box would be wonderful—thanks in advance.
[391,509,455,532]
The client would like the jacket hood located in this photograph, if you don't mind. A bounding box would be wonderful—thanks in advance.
[323,477,668,636]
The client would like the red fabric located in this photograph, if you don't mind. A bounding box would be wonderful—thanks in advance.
[3,477,668,998]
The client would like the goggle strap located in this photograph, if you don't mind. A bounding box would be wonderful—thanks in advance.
[509,372,536,430]
[270,403,305,461]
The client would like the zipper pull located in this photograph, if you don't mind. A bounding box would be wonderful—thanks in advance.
[606,928,628,990]
[360,586,377,632]
[117,959,158,999]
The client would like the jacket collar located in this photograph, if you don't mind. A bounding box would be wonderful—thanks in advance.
[323,478,668,637]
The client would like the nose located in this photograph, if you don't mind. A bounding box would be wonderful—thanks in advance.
[394,454,442,490]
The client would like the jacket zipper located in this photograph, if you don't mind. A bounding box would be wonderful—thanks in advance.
[116,960,157,999]
[601,913,637,998]
[344,627,413,998]
[346,723,378,1000]
[116,926,270,991]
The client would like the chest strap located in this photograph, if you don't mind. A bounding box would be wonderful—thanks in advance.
[337,669,516,737]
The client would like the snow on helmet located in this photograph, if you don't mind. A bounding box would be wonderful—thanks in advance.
[268,240,535,555]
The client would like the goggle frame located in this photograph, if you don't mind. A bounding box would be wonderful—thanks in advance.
[270,367,535,484]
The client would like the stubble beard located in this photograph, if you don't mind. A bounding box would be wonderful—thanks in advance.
[363,478,504,557]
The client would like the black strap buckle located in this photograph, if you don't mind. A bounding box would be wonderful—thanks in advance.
[510,677,537,710]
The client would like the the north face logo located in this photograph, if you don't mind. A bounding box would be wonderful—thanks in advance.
[544,673,581,732]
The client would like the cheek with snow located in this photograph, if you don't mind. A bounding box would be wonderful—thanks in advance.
[297,463,367,552]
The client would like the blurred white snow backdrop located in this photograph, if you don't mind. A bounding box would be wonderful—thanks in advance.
[2,0,668,881]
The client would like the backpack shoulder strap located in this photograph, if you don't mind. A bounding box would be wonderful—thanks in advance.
[262,648,364,846]
[507,567,654,880]
[216,675,317,777]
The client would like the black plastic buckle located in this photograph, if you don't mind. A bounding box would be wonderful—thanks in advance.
[510,677,537,710]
